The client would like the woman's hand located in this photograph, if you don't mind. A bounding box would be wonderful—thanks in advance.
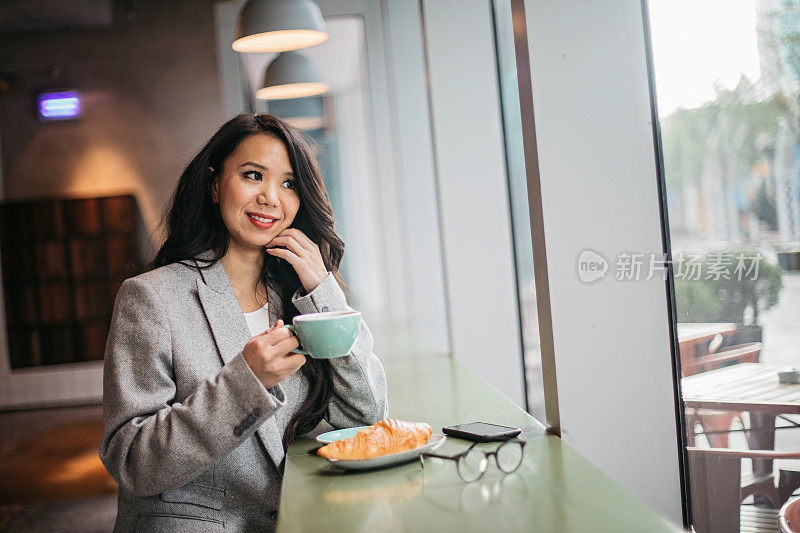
[265,228,328,293]
[243,320,305,389]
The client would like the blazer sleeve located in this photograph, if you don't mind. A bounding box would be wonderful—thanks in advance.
[292,272,389,428]
[99,277,285,497]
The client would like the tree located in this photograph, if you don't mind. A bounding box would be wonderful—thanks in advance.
[661,79,782,239]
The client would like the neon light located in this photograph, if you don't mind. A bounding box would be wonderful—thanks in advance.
[38,91,80,119]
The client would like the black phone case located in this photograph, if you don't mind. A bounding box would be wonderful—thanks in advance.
[442,425,522,442]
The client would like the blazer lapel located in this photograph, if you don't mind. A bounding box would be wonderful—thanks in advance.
[195,256,287,469]
[257,282,288,468]
[196,277,248,366]
[266,283,282,330]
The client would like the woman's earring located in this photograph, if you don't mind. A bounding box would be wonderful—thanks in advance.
[210,185,218,205]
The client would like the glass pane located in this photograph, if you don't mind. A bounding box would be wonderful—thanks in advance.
[242,15,448,358]
[491,0,545,421]
[648,0,800,529]
[244,17,382,309]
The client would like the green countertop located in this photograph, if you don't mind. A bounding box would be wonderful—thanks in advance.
[277,356,681,532]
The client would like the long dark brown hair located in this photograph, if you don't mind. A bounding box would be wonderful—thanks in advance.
[153,113,346,450]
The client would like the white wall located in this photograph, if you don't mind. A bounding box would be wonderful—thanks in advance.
[520,0,682,523]
[213,0,247,120]
[0,0,221,408]
[419,0,526,406]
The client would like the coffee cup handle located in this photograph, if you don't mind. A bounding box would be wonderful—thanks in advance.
[282,324,310,355]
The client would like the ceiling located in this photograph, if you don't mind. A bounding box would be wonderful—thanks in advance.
[0,0,113,34]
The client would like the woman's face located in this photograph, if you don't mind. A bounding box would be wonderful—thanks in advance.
[212,133,300,252]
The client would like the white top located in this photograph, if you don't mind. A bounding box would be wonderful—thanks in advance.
[243,303,270,336]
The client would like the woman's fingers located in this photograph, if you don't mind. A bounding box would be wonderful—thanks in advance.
[243,321,304,388]
[273,333,301,354]
[291,229,320,252]
[265,246,300,265]
[263,323,293,344]
[266,235,307,257]
[283,352,307,370]
[266,229,327,295]
[279,229,318,253]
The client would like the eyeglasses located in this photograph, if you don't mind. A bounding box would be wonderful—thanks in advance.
[419,439,526,482]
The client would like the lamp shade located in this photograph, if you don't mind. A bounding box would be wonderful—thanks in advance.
[256,51,329,100]
[233,0,329,53]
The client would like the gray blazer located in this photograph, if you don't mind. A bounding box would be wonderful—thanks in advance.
[99,254,389,532]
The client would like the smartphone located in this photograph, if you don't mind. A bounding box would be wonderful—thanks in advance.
[442,422,522,442]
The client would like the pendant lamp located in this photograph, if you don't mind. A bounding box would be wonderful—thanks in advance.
[256,51,329,100]
[233,0,329,53]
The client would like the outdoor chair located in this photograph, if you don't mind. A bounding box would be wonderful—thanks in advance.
[681,341,762,377]
[683,342,763,448]
[687,447,800,533]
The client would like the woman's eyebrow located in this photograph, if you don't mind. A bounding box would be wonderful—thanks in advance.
[240,161,267,170]
[240,161,294,175]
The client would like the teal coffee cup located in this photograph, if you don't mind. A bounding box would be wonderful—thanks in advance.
[283,311,362,359]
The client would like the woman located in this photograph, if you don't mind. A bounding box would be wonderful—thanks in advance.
[99,114,388,532]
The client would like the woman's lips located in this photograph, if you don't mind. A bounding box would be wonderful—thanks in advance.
[247,213,278,229]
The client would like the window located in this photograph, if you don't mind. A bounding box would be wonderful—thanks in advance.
[649,1,800,528]
[491,0,544,420]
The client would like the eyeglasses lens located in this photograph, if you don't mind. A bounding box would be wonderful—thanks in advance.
[457,448,488,482]
[496,441,524,473]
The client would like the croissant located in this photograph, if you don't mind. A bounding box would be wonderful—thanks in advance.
[317,419,432,460]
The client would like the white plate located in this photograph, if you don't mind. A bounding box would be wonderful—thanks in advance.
[316,426,369,444]
[324,433,446,471]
